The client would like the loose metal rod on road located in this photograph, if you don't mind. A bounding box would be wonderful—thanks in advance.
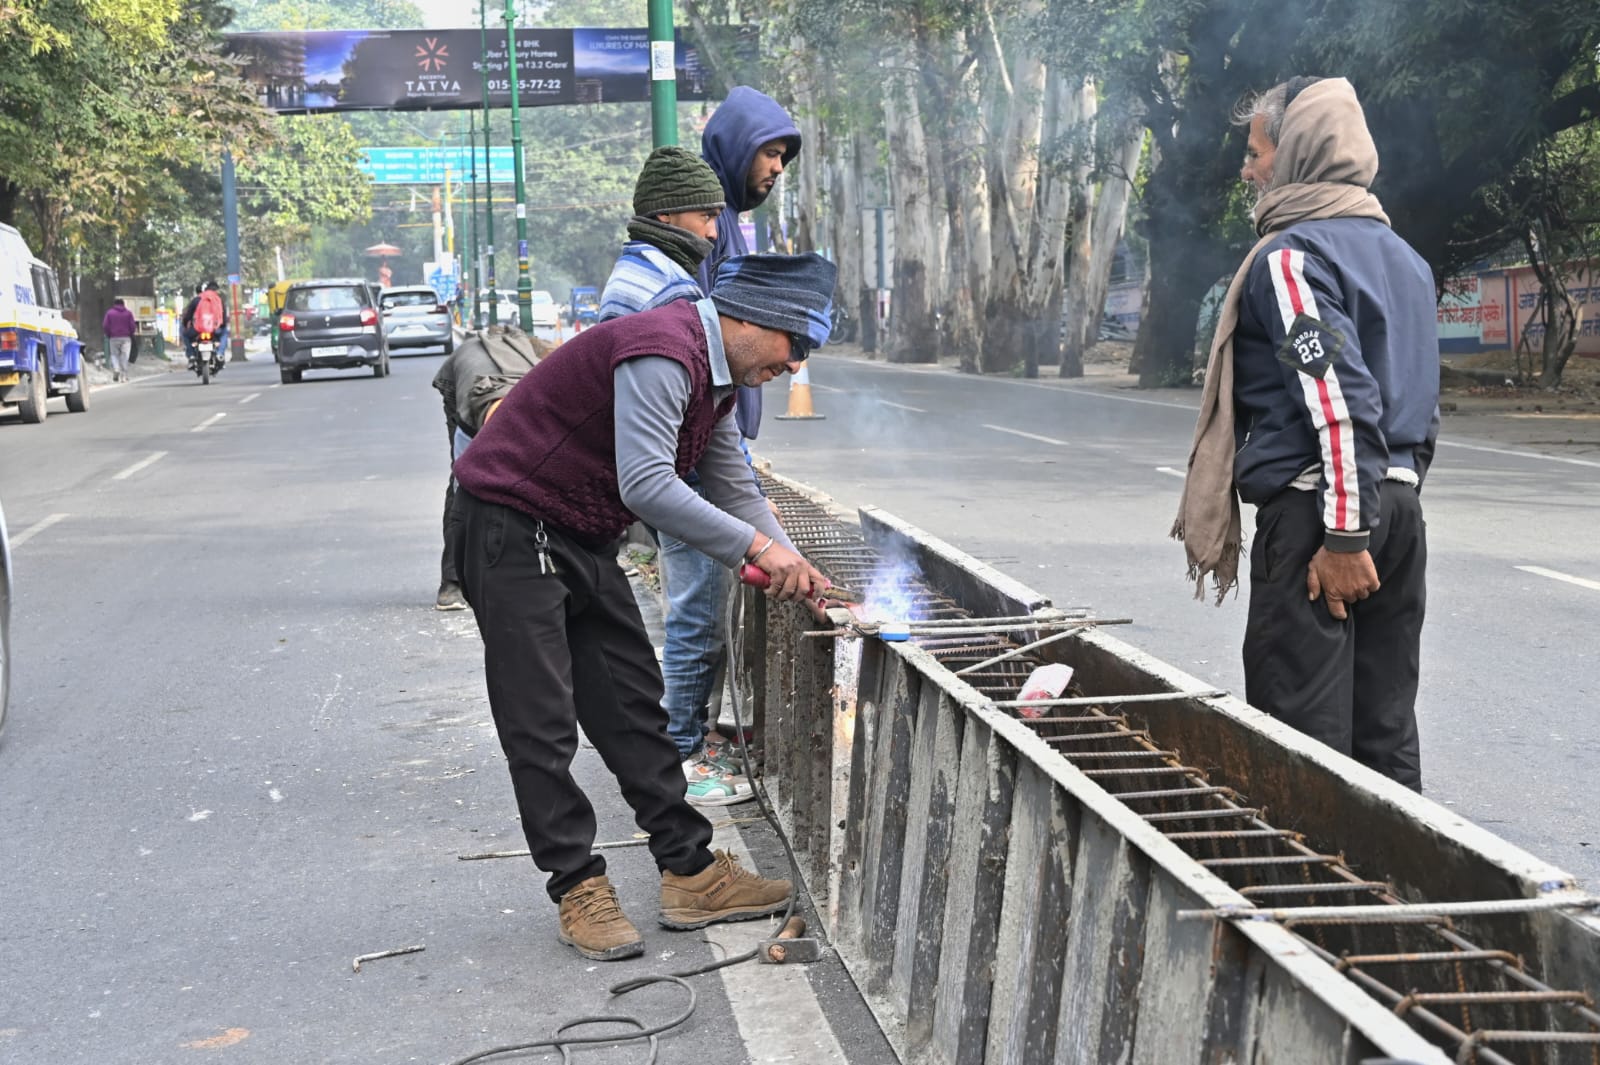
[504,0,531,332]
[479,0,497,325]
[648,0,677,147]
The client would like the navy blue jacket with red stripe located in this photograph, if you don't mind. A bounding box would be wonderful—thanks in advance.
[1232,217,1441,552]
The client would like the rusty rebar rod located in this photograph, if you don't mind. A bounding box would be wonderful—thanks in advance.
[1237,881,1390,898]
[991,689,1228,709]
[1336,949,1524,971]
[1180,895,1600,922]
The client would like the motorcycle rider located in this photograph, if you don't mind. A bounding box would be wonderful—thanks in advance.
[181,280,229,370]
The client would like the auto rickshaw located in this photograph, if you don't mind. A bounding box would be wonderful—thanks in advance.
[266,279,299,357]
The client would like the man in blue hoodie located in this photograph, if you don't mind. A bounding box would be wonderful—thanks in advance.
[648,88,802,801]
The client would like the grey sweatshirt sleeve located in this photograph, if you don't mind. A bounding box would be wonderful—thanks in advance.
[614,357,786,567]
[694,415,793,552]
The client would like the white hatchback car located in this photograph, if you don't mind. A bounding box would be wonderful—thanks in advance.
[526,290,561,330]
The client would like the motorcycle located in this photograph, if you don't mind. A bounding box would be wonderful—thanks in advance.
[188,331,225,385]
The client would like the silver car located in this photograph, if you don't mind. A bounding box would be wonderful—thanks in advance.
[380,286,455,355]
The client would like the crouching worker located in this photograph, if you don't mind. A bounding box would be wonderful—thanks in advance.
[450,252,837,960]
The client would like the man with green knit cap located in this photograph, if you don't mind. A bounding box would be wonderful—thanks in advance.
[599,146,725,321]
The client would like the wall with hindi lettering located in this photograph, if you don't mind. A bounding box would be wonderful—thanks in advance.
[1437,262,1600,360]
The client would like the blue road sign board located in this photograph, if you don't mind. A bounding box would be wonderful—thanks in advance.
[360,146,517,184]
[427,263,460,302]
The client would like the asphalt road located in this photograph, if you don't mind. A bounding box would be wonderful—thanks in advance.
[0,348,891,1065]
[757,353,1599,890]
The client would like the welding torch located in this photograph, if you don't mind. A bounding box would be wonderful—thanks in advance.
[738,563,859,612]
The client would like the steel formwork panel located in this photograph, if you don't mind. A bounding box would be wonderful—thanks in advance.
[736,473,1600,1065]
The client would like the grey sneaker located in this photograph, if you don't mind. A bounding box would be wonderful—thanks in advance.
[682,751,753,807]
[435,582,468,611]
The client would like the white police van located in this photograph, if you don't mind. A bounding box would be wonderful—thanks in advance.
[0,222,89,423]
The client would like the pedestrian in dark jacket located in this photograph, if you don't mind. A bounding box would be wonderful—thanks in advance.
[699,86,802,441]
[102,298,137,382]
[1173,77,1440,791]
[449,253,834,962]
[430,325,550,611]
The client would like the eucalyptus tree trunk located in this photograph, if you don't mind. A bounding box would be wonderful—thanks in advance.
[788,42,823,254]
[828,126,865,343]
[1061,122,1143,376]
[1059,82,1099,379]
[982,63,1082,377]
[923,27,990,373]
[882,48,940,364]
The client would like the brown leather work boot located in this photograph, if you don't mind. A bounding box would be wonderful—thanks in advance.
[659,850,794,930]
[557,875,645,960]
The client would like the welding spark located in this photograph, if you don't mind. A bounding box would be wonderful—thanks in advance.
[861,557,926,623]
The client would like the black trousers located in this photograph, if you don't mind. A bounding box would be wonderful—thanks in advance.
[1243,481,1427,791]
[452,489,714,901]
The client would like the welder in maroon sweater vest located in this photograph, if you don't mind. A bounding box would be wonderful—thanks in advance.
[451,253,836,961]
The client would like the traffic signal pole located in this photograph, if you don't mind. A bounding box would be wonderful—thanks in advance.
[480,0,497,325]
[504,0,532,333]
[647,0,677,147]
[464,112,479,326]
[221,148,247,362]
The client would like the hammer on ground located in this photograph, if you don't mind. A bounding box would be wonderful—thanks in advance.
[757,916,824,964]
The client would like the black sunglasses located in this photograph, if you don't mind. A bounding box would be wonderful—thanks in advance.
[788,333,811,362]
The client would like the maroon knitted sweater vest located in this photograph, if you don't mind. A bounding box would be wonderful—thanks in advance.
[453,300,734,544]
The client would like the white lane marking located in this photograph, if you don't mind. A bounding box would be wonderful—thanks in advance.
[811,353,1198,410]
[239,392,261,405]
[810,383,842,393]
[1156,466,1186,479]
[1516,565,1600,593]
[112,451,169,481]
[1437,438,1600,471]
[984,424,1068,447]
[191,412,227,433]
[706,825,849,1065]
[11,513,68,547]
[877,400,928,413]
[268,383,282,390]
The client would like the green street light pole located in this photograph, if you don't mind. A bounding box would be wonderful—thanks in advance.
[480,0,497,325]
[463,113,479,326]
[647,0,678,147]
[504,0,532,333]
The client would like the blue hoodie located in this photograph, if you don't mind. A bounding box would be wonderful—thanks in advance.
[698,86,801,439]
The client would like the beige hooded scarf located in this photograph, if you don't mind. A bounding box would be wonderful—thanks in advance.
[1171,77,1390,603]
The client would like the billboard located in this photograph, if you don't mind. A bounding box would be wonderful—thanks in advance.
[226,25,757,114]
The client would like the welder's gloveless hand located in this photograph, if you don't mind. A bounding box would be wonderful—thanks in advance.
[754,542,826,603]
[1305,547,1380,620]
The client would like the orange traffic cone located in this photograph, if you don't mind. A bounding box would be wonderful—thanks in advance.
[776,363,825,420]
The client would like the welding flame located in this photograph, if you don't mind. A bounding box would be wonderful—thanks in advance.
[861,556,926,623]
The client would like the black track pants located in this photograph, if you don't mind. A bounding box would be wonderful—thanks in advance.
[1243,481,1427,791]
[453,489,714,901]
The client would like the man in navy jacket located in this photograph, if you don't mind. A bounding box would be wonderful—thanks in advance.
[1230,77,1439,791]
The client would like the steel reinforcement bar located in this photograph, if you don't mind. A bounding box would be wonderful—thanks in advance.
[736,472,1600,1065]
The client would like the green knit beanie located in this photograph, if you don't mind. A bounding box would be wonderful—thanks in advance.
[633,146,726,218]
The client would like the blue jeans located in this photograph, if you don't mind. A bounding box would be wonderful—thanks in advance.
[659,527,731,759]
